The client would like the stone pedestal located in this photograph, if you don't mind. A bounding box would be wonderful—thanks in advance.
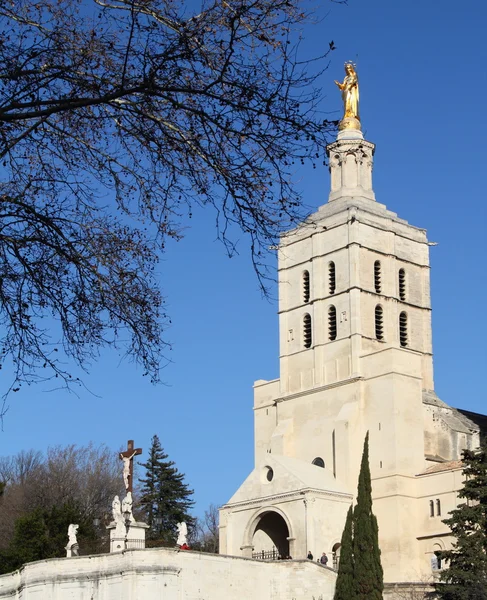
[107,521,150,552]
[326,134,376,203]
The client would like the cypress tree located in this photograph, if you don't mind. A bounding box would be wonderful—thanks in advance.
[334,505,355,600]
[139,434,194,545]
[435,445,487,600]
[353,432,383,600]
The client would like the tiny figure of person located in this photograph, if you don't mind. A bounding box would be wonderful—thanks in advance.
[307,550,313,560]
[320,552,328,566]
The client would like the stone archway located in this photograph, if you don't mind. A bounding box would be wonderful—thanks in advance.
[245,509,292,559]
[332,542,341,570]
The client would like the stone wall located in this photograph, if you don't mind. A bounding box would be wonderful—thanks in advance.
[0,548,337,600]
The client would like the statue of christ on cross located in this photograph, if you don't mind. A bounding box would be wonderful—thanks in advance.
[119,440,142,493]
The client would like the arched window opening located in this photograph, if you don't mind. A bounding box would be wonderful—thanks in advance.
[303,314,312,349]
[398,268,406,301]
[312,457,325,468]
[375,305,384,341]
[328,306,337,341]
[399,311,408,347]
[436,499,441,516]
[303,270,310,304]
[374,260,382,294]
[329,261,336,295]
[432,544,443,571]
[332,543,341,570]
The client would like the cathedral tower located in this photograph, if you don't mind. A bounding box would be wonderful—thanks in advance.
[220,65,483,585]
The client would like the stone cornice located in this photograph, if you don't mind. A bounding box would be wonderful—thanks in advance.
[277,284,432,315]
[280,203,428,248]
[416,531,452,541]
[254,376,363,409]
[221,487,352,510]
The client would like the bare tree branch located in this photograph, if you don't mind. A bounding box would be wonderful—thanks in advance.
[0,0,338,401]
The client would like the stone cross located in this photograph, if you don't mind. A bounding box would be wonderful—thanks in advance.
[119,440,142,493]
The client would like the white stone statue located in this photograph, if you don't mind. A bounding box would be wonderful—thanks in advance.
[65,524,79,557]
[120,450,137,491]
[112,495,126,537]
[122,491,135,523]
[176,521,188,547]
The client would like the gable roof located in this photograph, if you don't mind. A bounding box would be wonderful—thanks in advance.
[224,454,351,507]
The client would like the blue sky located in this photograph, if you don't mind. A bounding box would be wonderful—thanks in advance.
[1,0,486,517]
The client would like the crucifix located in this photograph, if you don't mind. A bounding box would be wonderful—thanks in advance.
[119,440,142,493]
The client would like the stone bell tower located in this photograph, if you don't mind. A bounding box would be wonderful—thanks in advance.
[220,64,482,585]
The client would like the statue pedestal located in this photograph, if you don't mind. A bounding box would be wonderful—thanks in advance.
[107,521,150,552]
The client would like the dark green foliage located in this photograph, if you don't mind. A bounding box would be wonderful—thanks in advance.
[334,505,355,600]
[353,432,383,600]
[139,435,194,545]
[435,445,487,600]
[334,433,383,600]
[0,503,98,574]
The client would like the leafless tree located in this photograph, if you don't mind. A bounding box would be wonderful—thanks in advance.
[0,449,43,485]
[191,503,220,552]
[0,0,337,401]
[0,443,122,549]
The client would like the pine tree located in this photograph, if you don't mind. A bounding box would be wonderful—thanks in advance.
[334,505,355,600]
[435,445,487,600]
[139,435,194,545]
[353,432,384,600]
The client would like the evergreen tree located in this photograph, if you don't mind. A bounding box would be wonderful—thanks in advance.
[353,432,384,600]
[435,445,487,600]
[0,503,98,574]
[334,505,355,600]
[139,435,194,545]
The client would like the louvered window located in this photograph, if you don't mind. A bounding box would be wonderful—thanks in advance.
[303,314,312,348]
[329,261,336,295]
[375,305,384,340]
[399,268,406,301]
[374,260,382,294]
[328,306,337,341]
[399,311,408,347]
[303,270,310,303]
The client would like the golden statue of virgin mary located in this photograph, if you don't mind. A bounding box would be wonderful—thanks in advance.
[335,62,360,130]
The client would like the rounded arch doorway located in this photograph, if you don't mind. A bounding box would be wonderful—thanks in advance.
[251,510,291,560]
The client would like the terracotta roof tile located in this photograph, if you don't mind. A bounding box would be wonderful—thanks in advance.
[419,460,463,475]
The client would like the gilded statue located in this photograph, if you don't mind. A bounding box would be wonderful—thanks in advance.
[335,62,360,127]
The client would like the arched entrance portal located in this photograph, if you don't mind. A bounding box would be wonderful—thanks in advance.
[251,511,290,559]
